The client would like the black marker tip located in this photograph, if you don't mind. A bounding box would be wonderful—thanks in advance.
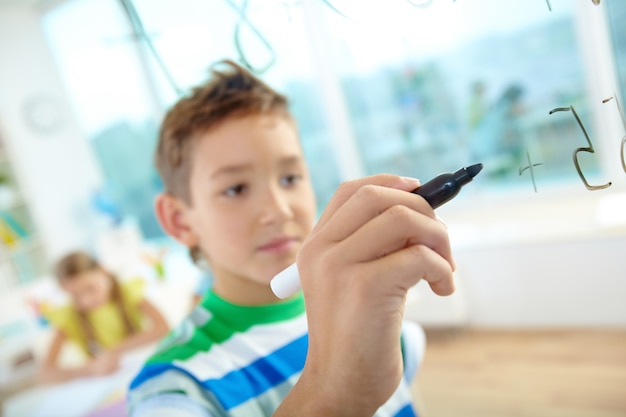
[415,163,484,209]
[466,163,483,178]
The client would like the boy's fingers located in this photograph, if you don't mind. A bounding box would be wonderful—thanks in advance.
[359,244,456,297]
[320,185,435,245]
[337,205,453,269]
[314,174,420,231]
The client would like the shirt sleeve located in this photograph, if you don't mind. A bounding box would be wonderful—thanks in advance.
[40,304,87,351]
[40,302,72,328]
[122,277,146,306]
[131,393,214,417]
[128,367,225,417]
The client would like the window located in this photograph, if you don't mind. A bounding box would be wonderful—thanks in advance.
[42,0,624,245]
[319,0,607,190]
[129,0,343,210]
[43,0,342,236]
[607,1,626,109]
[43,0,164,238]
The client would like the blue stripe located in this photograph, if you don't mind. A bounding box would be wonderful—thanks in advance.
[202,334,308,410]
[394,403,417,417]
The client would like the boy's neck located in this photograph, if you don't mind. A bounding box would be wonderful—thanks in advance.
[212,277,283,306]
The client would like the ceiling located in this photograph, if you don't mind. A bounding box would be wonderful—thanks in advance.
[0,0,69,13]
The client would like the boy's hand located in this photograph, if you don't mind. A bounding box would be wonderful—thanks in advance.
[290,174,455,415]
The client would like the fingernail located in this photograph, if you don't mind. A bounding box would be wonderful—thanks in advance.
[401,176,420,185]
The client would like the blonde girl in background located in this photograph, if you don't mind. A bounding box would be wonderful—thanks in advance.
[38,251,169,384]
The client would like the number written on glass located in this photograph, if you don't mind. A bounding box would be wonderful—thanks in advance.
[549,105,612,190]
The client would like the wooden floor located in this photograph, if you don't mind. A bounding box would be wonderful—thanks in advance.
[413,328,626,417]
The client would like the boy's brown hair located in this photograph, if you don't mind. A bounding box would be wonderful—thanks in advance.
[155,59,292,205]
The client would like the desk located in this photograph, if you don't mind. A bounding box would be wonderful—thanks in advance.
[3,347,152,417]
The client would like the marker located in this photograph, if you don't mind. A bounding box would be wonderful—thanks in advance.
[409,163,483,209]
[270,163,484,299]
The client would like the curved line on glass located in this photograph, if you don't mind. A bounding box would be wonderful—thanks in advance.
[549,105,612,191]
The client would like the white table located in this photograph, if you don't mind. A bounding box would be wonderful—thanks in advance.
[3,347,153,417]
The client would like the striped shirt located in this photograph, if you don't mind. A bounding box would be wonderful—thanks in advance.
[128,290,423,416]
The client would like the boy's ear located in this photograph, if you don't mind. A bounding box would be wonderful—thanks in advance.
[154,193,198,248]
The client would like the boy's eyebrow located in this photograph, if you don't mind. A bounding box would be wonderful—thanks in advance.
[210,163,253,179]
[278,155,304,167]
[210,155,304,179]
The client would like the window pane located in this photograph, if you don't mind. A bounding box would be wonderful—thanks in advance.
[321,0,603,190]
[43,0,172,239]
[45,0,342,219]
[607,1,626,104]
[131,0,342,210]
[43,0,622,231]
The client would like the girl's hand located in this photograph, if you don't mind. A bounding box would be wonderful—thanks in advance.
[295,174,455,415]
[87,351,120,376]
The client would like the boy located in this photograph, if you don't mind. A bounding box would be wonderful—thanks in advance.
[128,60,455,416]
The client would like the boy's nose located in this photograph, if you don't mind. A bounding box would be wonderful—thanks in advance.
[259,187,294,225]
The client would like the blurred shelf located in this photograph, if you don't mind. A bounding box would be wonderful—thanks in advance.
[0,138,46,290]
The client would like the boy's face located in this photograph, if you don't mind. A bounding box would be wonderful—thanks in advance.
[175,114,316,304]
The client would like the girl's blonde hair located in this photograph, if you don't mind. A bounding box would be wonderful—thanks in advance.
[54,251,137,356]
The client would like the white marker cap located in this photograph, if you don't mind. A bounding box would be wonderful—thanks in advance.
[270,263,301,299]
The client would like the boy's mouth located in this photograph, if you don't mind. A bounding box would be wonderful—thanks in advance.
[257,236,299,254]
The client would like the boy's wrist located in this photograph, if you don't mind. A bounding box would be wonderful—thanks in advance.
[276,368,377,417]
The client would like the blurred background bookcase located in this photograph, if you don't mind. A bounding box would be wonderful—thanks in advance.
[0,134,46,291]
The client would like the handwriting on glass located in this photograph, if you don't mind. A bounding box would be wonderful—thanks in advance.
[545,96,626,191]
[519,151,543,193]
[547,0,600,11]
[549,105,612,190]
[602,96,626,173]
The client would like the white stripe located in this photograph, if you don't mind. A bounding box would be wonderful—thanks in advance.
[228,372,302,417]
[374,379,414,417]
[401,321,426,382]
[174,313,308,381]
[132,393,213,417]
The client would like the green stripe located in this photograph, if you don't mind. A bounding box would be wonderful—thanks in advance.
[147,290,305,364]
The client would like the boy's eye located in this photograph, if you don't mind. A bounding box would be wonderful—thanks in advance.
[280,174,302,187]
[224,184,247,197]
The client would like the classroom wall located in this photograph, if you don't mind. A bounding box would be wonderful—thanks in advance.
[406,187,626,327]
[456,234,626,327]
[0,4,104,262]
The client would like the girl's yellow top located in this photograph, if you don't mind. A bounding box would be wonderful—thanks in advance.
[42,278,145,354]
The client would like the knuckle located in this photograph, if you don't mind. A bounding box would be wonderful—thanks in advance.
[354,184,384,201]
[385,204,413,222]
[407,243,428,259]
[337,177,375,196]
[433,222,452,248]
[336,180,355,196]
